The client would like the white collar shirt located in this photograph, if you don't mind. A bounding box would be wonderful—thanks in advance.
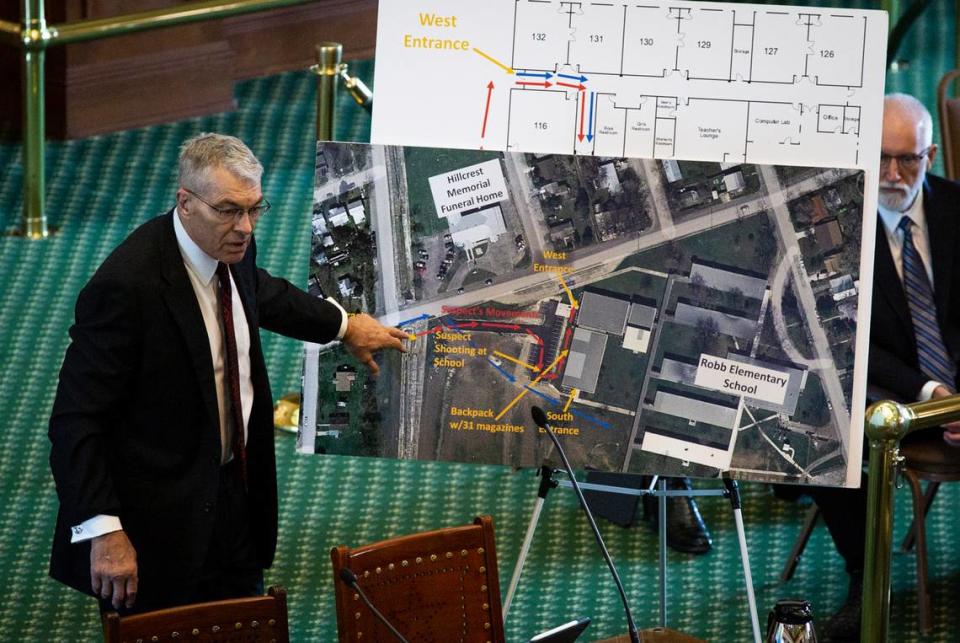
[174,209,253,464]
[878,189,934,285]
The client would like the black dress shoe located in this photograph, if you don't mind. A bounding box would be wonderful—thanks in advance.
[818,571,862,642]
[642,477,713,554]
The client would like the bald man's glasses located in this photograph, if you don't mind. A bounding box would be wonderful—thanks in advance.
[185,188,270,222]
[880,147,932,172]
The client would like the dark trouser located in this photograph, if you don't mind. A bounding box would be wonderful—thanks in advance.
[808,481,868,575]
[101,460,263,615]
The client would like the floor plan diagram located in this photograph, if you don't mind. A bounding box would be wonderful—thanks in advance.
[371,0,887,169]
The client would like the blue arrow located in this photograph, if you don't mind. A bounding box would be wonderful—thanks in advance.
[524,386,561,405]
[398,313,429,327]
[487,358,516,382]
[570,408,611,428]
[586,92,595,142]
[557,72,588,82]
[516,70,553,79]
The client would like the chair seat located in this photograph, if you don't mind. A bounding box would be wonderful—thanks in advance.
[900,429,960,477]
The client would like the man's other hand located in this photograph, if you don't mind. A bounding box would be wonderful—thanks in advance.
[931,386,960,445]
[90,530,138,609]
[342,313,408,376]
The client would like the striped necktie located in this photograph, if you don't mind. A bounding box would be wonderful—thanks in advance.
[898,216,956,390]
[216,261,248,485]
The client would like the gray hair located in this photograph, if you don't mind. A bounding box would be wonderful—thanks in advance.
[178,133,263,195]
[884,93,934,146]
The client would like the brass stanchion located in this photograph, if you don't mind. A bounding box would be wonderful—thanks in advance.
[19,0,51,239]
[312,41,374,141]
[339,65,373,111]
[861,401,906,642]
[313,42,342,141]
[2,0,319,239]
[861,394,960,641]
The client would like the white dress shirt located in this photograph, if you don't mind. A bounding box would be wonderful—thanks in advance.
[877,192,943,401]
[71,211,348,543]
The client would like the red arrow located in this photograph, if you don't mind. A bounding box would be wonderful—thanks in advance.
[416,327,442,337]
[578,89,586,142]
[481,322,521,330]
[516,80,552,88]
[455,321,479,329]
[480,81,494,139]
[557,81,586,90]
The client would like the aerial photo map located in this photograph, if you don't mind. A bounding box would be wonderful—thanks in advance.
[299,141,865,487]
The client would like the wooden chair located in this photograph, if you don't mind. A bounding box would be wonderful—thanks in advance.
[331,515,505,642]
[938,69,960,180]
[101,586,289,643]
[896,430,960,634]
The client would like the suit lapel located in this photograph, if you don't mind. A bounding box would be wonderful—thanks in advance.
[873,214,914,336]
[158,212,221,434]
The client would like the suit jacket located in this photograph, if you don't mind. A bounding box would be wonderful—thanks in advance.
[48,211,343,602]
[869,174,960,401]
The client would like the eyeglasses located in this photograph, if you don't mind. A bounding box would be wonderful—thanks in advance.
[880,147,932,172]
[184,188,270,222]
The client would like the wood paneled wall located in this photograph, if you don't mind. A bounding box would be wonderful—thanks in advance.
[0,0,377,139]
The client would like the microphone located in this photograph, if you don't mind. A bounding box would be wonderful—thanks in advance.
[337,567,410,643]
[531,406,641,643]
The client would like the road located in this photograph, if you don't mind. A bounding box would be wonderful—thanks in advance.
[630,158,674,238]
[370,145,400,315]
[502,152,549,260]
[759,164,852,455]
[383,186,777,326]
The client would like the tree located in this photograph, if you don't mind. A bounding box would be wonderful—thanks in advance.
[694,316,721,354]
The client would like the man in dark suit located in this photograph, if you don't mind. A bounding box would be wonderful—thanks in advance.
[816,94,960,641]
[48,133,407,613]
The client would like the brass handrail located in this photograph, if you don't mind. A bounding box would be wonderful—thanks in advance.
[0,0,318,238]
[861,394,960,642]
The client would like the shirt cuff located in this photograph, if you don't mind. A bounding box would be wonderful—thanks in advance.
[919,380,945,402]
[325,297,349,340]
[70,515,123,543]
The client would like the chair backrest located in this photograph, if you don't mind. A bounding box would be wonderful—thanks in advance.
[331,515,505,643]
[938,69,960,181]
[101,586,289,643]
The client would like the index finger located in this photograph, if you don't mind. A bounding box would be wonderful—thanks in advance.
[388,327,410,340]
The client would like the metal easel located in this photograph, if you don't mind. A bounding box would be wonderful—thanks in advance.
[502,466,763,643]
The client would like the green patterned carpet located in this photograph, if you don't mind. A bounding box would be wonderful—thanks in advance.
[0,2,958,640]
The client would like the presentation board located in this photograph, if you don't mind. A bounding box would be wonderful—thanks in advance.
[299,142,866,487]
[298,0,888,488]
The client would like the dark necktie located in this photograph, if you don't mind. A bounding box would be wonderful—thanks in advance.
[216,262,248,484]
[898,216,956,390]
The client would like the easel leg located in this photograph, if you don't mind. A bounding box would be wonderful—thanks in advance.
[658,477,668,628]
[503,466,558,621]
[725,479,762,643]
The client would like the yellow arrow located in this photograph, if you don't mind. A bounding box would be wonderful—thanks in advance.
[473,47,515,74]
[563,388,579,412]
[494,351,540,372]
[556,273,578,309]
[496,350,569,420]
